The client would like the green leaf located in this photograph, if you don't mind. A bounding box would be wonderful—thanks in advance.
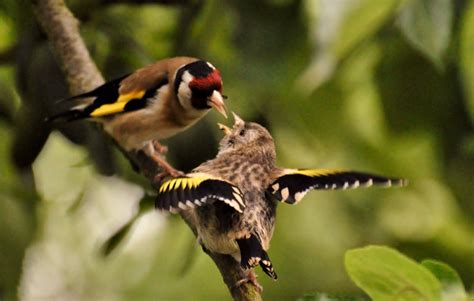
[345,246,442,301]
[459,0,474,124]
[421,260,468,301]
[398,0,452,70]
[420,260,463,288]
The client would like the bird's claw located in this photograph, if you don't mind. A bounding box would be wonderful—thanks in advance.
[145,141,183,185]
[152,140,168,154]
[234,270,263,293]
[153,167,185,185]
[153,172,168,185]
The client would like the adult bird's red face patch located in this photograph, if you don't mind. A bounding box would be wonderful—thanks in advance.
[189,69,223,93]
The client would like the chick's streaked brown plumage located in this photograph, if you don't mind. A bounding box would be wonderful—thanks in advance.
[47,57,227,177]
[155,114,407,283]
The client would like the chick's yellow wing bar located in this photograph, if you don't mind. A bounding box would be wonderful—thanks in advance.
[156,173,245,213]
[267,169,407,205]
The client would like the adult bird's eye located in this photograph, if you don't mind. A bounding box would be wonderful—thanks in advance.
[239,129,246,136]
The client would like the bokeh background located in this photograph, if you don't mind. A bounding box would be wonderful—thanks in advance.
[0,0,473,300]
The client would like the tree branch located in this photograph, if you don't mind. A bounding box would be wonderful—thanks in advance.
[33,0,103,94]
[32,0,262,300]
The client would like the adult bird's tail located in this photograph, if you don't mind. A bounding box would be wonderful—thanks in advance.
[45,74,130,123]
[45,108,89,122]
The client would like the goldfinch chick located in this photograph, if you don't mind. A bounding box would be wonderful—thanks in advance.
[47,57,227,177]
[155,114,407,284]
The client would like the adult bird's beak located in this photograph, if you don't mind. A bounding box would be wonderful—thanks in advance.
[217,123,232,135]
[208,91,227,118]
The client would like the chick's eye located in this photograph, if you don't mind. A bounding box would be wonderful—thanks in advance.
[239,129,246,136]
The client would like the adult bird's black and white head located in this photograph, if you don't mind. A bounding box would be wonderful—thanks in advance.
[174,60,226,117]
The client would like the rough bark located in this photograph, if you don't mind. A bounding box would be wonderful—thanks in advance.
[32,0,262,300]
[33,0,103,94]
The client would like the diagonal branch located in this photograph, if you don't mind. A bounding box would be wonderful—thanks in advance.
[32,0,103,94]
[32,0,262,300]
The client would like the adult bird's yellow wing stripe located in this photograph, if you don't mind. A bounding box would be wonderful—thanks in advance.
[89,90,146,117]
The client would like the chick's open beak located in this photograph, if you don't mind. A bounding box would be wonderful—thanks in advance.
[232,112,244,126]
[208,90,227,118]
[218,123,232,135]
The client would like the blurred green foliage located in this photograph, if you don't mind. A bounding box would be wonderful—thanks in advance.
[0,0,473,300]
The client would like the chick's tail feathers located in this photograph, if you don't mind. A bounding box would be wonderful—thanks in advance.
[237,234,277,280]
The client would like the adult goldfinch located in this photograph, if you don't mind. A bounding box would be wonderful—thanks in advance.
[155,114,407,286]
[47,57,227,176]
